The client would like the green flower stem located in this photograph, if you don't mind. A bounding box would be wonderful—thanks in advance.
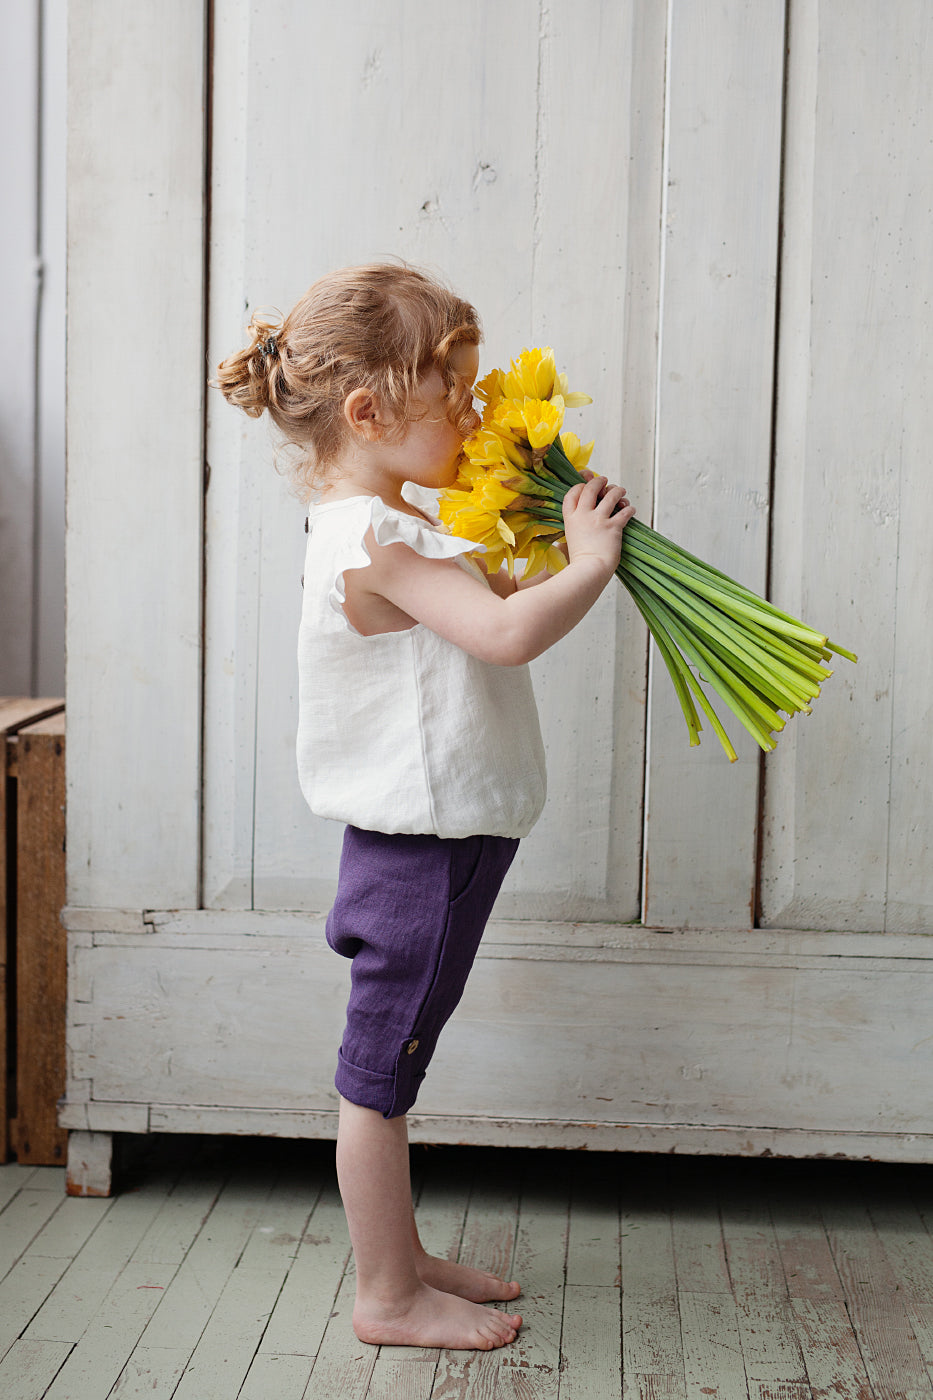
[825,638,858,663]
[645,589,779,753]
[619,559,818,711]
[451,428,855,758]
[626,576,743,762]
[735,613,832,685]
[623,544,826,646]
[627,585,702,747]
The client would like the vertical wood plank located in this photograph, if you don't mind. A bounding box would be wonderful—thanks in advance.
[788,1298,874,1400]
[514,0,649,923]
[257,1182,351,1358]
[1,740,8,1162]
[865,1194,933,1303]
[36,0,68,697]
[758,0,818,934]
[621,1164,685,1400]
[761,0,933,933]
[66,0,207,909]
[202,0,266,910]
[669,1171,731,1296]
[565,1154,620,1288]
[769,1191,845,1304]
[11,715,67,1165]
[721,1191,808,1390]
[643,0,785,928]
[430,1168,524,1400]
[3,700,53,1159]
[821,1195,933,1400]
[300,1267,377,1400]
[504,1157,569,1393]
[680,1291,750,1400]
[559,1285,622,1400]
[0,0,40,696]
[1,701,65,1165]
[905,1306,933,1398]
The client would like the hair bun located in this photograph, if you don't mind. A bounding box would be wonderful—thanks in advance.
[213,311,284,418]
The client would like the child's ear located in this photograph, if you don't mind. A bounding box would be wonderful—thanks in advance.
[343,388,386,441]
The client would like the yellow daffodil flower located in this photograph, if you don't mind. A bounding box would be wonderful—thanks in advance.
[503,347,557,401]
[556,372,593,408]
[473,369,505,407]
[494,396,565,451]
[507,517,567,578]
[463,426,530,471]
[559,432,595,471]
[520,537,569,579]
[473,540,515,575]
[477,475,520,512]
[497,346,591,405]
[455,504,515,548]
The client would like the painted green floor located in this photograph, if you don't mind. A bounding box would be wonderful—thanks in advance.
[0,1135,931,1398]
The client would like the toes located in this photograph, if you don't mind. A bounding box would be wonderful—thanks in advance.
[491,1313,521,1344]
[480,1322,513,1349]
[479,1271,521,1301]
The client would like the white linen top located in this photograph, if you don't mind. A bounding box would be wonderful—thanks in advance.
[296,495,547,838]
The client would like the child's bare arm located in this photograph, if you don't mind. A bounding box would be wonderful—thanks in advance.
[358,476,634,666]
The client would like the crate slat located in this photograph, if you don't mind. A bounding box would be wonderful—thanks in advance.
[1,701,66,1165]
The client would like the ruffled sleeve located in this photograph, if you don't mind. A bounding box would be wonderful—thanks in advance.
[321,496,485,633]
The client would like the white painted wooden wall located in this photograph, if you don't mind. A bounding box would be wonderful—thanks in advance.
[0,0,66,697]
[63,0,933,1166]
[203,0,656,923]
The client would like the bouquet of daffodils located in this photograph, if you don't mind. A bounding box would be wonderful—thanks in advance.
[438,347,856,762]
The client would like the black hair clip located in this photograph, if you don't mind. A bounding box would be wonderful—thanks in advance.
[261,333,279,359]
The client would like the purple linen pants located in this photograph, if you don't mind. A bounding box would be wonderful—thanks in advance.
[325,826,519,1118]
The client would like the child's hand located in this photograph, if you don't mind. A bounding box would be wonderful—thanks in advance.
[562,473,635,574]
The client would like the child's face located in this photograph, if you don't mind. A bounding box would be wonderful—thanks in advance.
[397,343,480,491]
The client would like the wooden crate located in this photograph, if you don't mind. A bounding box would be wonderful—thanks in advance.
[1,698,67,1164]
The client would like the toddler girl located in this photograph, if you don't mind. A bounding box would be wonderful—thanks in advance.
[216,263,634,1351]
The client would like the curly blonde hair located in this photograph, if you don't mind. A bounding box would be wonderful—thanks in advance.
[213,263,481,497]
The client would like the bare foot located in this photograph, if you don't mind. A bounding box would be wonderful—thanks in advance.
[415,1251,522,1304]
[353,1281,522,1350]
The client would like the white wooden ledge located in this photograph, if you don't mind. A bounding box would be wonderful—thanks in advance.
[62,909,933,1166]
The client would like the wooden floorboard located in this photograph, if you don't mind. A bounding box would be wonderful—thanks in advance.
[2,1139,933,1398]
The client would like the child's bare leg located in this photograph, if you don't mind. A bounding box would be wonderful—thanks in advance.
[409,1207,521,1303]
[335,1096,522,1349]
